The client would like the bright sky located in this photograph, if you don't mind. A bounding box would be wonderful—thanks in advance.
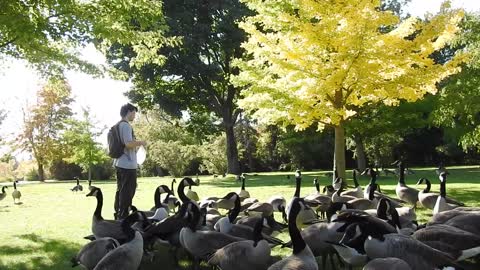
[0,0,479,158]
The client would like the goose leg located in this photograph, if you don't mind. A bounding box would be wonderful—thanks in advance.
[321,253,327,270]
[329,252,337,270]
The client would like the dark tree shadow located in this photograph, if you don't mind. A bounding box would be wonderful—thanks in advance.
[0,233,82,270]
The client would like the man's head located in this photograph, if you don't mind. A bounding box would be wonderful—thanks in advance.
[120,103,138,122]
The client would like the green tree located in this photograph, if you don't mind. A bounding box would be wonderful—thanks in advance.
[63,109,108,180]
[1,0,174,75]
[17,78,73,181]
[433,13,480,151]
[235,0,465,179]
[346,97,434,170]
[110,0,253,175]
[133,109,200,177]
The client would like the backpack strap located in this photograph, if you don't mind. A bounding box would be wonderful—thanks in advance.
[116,120,134,144]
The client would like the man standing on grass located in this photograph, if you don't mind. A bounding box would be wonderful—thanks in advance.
[114,103,147,220]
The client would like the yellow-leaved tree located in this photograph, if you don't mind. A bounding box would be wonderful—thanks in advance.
[234,0,466,180]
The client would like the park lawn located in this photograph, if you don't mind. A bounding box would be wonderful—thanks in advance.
[0,166,479,270]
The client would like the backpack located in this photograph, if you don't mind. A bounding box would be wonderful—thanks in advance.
[107,120,127,159]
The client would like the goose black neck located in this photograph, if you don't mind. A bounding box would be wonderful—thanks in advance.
[369,172,377,185]
[289,205,306,254]
[315,181,320,193]
[94,190,104,220]
[154,188,161,208]
[228,196,241,223]
[389,207,401,229]
[1,186,6,193]
[353,170,359,187]
[423,179,431,193]
[13,181,17,190]
[121,213,138,241]
[368,184,375,200]
[398,163,405,185]
[163,193,171,204]
[171,180,176,196]
[294,177,301,197]
[88,180,92,187]
[376,200,388,220]
[76,179,80,185]
[280,206,288,223]
[241,176,246,190]
[440,179,446,198]
[253,218,264,246]
[178,180,190,203]
[188,203,201,231]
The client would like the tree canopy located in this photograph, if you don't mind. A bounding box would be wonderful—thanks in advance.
[235,0,466,178]
[0,0,174,75]
[17,78,74,181]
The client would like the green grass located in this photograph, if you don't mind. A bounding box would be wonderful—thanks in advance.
[0,166,479,270]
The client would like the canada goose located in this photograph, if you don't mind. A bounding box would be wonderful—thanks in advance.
[177,177,200,204]
[326,222,369,269]
[148,185,173,214]
[347,221,462,270]
[0,186,7,201]
[362,168,379,200]
[333,177,342,190]
[186,184,200,202]
[417,178,464,210]
[429,207,480,224]
[304,178,332,219]
[285,170,319,228]
[295,218,349,270]
[166,178,180,212]
[331,184,357,203]
[71,177,83,192]
[413,223,480,259]
[245,202,274,217]
[332,211,397,235]
[208,217,272,270]
[179,202,244,269]
[235,215,287,236]
[268,195,288,223]
[363,258,412,270]
[376,198,417,235]
[267,197,318,270]
[433,172,460,215]
[71,237,120,269]
[142,203,190,249]
[86,187,130,242]
[341,169,363,198]
[393,160,419,208]
[12,181,21,204]
[346,182,378,211]
[92,211,146,270]
[238,174,250,200]
[215,192,284,245]
[323,185,335,196]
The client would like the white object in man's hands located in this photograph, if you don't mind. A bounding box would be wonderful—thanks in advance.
[137,145,147,165]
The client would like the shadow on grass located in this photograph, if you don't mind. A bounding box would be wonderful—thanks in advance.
[0,233,82,270]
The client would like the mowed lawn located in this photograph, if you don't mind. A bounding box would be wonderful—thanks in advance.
[0,166,479,270]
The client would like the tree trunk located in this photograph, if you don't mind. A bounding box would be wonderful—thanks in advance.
[38,162,45,181]
[225,124,240,175]
[88,165,92,181]
[353,134,367,172]
[334,124,346,185]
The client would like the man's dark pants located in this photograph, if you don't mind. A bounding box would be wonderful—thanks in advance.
[114,167,137,220]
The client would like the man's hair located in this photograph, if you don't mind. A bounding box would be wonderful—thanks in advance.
[120,103,138,117]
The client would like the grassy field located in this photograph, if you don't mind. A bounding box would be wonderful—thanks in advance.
[0,166,479,270]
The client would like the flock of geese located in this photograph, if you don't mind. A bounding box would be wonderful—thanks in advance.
[68,161,480,270]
